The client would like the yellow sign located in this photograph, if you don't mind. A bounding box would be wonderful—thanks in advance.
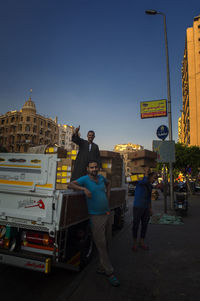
[140,99,167,119]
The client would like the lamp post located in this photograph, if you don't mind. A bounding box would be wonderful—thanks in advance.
[145,9,174,209]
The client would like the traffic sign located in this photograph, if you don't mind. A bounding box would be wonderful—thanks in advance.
[153,140,175,163]
[156,125,169,140]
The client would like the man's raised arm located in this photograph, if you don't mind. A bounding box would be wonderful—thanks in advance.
[72,125,83,145]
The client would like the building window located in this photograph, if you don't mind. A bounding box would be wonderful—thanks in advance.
[21,117,23,121]
[11,117,15,122]
[40,128,43,135]
[25,125,30,132]
[34,118,36,123]
[1,119,5,125]
[18,125,22,131]
[26,116,30,122]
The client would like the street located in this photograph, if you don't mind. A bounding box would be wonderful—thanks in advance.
[68,192,200,301]
[0,259,78,301]
[1,192,200,301]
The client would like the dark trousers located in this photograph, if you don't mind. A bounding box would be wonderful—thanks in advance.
[132,207,150,239]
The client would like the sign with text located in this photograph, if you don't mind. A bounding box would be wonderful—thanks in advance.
[140,99,167,119]
[153,140,175,163]
[156,125,169,140]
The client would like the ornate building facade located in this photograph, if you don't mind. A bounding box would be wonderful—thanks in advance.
[58,124,78,151]
[0,97,59,152]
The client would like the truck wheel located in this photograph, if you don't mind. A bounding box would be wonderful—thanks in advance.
[113,207,124,230]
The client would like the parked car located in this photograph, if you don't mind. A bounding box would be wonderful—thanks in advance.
[195,181,200,192]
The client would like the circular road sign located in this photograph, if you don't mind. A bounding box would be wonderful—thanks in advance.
[156,125,169,140]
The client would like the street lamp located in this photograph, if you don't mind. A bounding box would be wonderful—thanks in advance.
[145,9,174,209]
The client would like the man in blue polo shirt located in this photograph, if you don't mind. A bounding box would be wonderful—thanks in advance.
[68,160,120,287]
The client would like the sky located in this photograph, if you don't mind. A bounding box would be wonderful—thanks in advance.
[0,0,199,151]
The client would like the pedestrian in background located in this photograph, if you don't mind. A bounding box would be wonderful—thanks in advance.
[71,126,101,181]
[132,168,156,251]
[68,160,120,287]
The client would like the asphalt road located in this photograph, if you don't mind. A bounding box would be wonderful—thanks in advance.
[0,260,79,301]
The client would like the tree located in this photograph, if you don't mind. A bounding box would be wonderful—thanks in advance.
[174,143,200,176]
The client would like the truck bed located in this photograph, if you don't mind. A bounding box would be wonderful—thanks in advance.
[59,187,126,227]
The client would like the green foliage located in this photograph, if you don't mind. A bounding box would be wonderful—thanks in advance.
[174,143,200,175]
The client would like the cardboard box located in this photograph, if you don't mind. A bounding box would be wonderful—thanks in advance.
[56,183,69,190]
[56,177,70,184]
[58,158,72,165]
[100,150,121,158]
[102,162,112,169]
[127,150,157,160]
[45,146,68,158]
[99,150,123,188]
[126,174,144,183]
[129,158,156,168]
[56,171,72,178]
[126,166,147,174]
[57,158,73,171]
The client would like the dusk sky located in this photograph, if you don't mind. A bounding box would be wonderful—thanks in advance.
[0,0,199,151]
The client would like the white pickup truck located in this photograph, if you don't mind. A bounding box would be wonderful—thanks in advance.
[0,152,126,273]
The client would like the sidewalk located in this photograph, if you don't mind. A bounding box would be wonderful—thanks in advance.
[64,192,200,301]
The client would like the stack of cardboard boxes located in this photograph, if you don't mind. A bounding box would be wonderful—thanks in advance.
[45,146,73,190]
[126,150,157,183]
[99,150,123,188]
[56,150,79,189]
[66,150,78,161]
[45,147,124,189]
[56,158,73,189]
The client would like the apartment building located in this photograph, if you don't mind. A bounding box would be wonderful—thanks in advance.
[181,15,200,146]
[114,143,143,176]
[58,124,78,151]
[0,97,59,152]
